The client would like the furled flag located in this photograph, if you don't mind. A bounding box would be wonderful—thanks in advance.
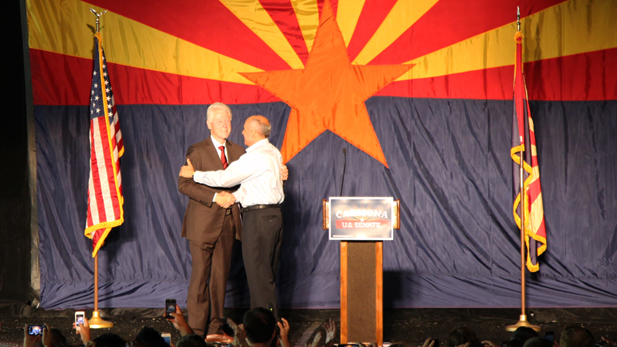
[511,30,547,272]
[84,32,124,257]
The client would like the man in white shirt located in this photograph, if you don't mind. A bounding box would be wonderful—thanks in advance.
[180,115,285,319]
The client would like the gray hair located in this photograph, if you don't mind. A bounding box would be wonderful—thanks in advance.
[206,102,232,122]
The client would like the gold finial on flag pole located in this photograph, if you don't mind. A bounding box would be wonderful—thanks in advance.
[89,8,107,33]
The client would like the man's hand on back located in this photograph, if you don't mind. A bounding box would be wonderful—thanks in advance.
[179,159,196,178]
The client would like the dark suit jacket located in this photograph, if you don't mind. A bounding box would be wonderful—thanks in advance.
[178,138,245,245]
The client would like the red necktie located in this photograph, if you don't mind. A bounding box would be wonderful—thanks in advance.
[219,146,228,169]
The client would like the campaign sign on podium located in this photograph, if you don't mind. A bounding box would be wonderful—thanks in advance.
[329,197,394,240]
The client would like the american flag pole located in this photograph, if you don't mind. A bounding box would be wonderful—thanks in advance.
[85,8,120,330]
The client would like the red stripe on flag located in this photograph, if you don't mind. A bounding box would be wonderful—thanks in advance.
[30,47,617,105]
[112,113,124,154]
[30,49,279,105]
[116,138,124,154]
[377,47,617,101]
[108,63,280,105]
[376,65,514,100]
[86,171,95,228]
[92,229,102,248]
[526,47,617,101]
[30,49,91,105]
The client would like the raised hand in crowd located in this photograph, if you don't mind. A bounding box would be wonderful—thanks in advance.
[21,324,68,347]
[277,318,290,347]
[215,191,236,208]
[41,324,53,347]
[305,328,325,347]
[23,325,42,347]
[323,319,336,347]
[226,318,249,347]
[167,304,194,337]
[73,316,91,345]
[422,338,436,347]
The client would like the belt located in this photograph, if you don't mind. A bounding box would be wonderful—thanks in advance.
[242,204,281,213]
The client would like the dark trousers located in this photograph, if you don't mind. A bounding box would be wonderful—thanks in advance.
[241,206,283,319]
[187,212,235,336]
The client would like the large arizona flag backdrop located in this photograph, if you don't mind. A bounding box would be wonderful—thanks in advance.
[28,0,617,309]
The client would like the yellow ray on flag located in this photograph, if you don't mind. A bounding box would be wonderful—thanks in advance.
[522,0,616,60]
[221,0,305,69]
[352,0,440,65]
[336,0,367,47]
[27,0,263,84]
[290,0,319,54]
[397,22,518,80]
[396,0,617,81]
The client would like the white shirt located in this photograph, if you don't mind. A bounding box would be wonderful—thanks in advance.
[211,136,227,161]
[193,138,284,207]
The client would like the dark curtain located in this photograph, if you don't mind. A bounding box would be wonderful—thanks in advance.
[35,98,617,309]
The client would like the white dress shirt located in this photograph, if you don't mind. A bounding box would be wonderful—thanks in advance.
[193,138,284,207]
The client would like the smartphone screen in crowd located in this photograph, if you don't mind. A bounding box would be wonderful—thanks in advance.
[28,325,43,336]
[75,311,85,332]
[165,299,176,319]
[161,333,171,345]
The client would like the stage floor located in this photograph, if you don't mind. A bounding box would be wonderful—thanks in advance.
[1,302,616,346]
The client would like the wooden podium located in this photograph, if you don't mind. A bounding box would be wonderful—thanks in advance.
[323,199,400,346]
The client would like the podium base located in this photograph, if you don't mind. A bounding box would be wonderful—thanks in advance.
[505,315,540,332]
[89,310,114,329]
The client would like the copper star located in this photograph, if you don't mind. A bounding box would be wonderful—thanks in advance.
[240,0,413,167]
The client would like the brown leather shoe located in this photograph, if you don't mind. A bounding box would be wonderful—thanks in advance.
[204,333,234,344]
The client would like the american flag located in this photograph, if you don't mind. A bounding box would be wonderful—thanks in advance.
[84,33,124,257]
[511,30,546,272]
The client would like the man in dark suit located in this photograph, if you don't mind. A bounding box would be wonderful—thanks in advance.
[178,102,244,340]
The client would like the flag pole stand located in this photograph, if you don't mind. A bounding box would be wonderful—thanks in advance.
[89,254,114,329]
[506,314,539,332]
[506,150,539,332]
